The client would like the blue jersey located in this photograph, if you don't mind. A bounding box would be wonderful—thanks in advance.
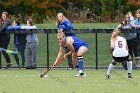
[66,36,88,52]
[58,19,76,37]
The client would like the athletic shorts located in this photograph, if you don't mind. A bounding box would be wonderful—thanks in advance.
[82,43,88,49]
[75,43,88,52]
[113,55,129,62]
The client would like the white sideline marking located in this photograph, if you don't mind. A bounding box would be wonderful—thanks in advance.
[29,84,128,88]
[98,84,126,87]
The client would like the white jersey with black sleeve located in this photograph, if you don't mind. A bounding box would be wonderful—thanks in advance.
[113,36,129,57]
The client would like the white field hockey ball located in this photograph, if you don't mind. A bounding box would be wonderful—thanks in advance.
[44,75,48,77]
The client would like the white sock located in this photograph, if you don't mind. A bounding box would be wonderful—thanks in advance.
[127,61,132,74]
[107,63,114,76]
[79,70,84,74]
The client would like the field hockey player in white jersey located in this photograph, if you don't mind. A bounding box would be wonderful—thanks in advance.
[106,29,133,79]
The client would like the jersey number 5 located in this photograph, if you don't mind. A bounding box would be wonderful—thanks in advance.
[118,41,122,48]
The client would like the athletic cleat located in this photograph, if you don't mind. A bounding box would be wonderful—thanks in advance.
[26,65,36,69]
[106,75,110,79]
[80,73,86,77]
[128,73,133,78]
[67,67,73,70]
[74,73,86,77]
[74,70,86,77]
[26,65,32,69]
[74,73,80,77]
[12,65,20,68]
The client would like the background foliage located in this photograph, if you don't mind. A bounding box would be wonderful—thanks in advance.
[0,0,139,23]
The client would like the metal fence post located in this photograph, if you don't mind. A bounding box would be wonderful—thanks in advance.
[46,33,49,69]
[95,33,98,70]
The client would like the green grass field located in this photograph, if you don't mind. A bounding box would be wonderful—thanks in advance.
[0,23,139,93]
[0,69,139,93]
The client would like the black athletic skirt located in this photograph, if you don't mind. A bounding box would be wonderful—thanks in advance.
[113,55,129,62]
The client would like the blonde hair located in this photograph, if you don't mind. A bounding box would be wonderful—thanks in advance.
[0,11,8,26]
[57,29,65,39]
[136,9,140,14]
[56,13,67,25]
[111,29,120,39]
[2,11,8,16]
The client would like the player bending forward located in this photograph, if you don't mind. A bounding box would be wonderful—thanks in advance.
[54,30,88,77]
[106,29,133,79]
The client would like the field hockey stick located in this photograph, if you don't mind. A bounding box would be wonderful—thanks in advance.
[0,48,18,55]
[40,56,65,77]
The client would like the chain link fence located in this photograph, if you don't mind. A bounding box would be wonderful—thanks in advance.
[0,29,138,69]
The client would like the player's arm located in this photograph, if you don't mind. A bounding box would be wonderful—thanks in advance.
[135,24,140,28]
[110,39,114,53]
[66,37,75,53]
[65,38,78,65]
[130,20,136,29]
[55,45,65,63]
[125,39,129,50]
[54,30,65,63]
[63,20,74,29]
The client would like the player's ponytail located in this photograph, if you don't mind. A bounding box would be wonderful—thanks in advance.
[111,29,120,39]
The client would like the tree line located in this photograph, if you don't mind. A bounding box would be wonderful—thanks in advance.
[0,0,139,23]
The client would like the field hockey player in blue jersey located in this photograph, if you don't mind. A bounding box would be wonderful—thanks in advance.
[55,30,88,77]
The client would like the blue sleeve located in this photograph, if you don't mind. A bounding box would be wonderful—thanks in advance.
[58,20,74,29]
[58,24,64,29]
[63,20,74,29]
[7,26,14,30]
[14,25,22,30]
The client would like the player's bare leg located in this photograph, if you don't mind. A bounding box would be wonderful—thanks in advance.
[74,46,88,77]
